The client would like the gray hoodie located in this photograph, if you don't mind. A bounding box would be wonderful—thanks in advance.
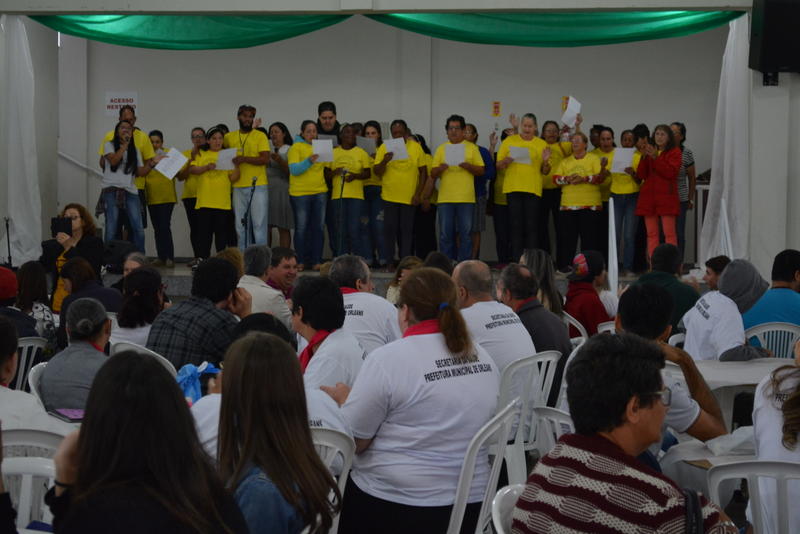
[717,259,770,361]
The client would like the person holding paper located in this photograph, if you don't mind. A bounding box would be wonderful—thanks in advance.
[361,121,387,267]
[176,127,207,265]
[553,132,604,272]
[430,115,484,262]
[288,120,330,271]
[595,127,641,275]
[539,120,574,260]
[327,124,371,258]
[496,113,549,260]
[373,119,428,266]
[267,122,294,249]
[143,130,177,268]
[223,104,270,250]
[635,124,681,260]
[189,127,241,259]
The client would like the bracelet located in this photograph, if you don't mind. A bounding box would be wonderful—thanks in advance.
[54,480,73,489]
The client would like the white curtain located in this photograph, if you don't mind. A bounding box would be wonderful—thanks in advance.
[700,14,750,264]
[0,15,42,265]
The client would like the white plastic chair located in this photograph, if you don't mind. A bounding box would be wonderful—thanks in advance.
[597,321,616,334]
[110,341,177,377]
[532,407,575,456]
[556,339,586,412]
[2,428,66,453]
[708,460,800,534]
[11,337,47,391]
[27,362,47,406]
[498,351,561,486]
[562,311,588,343]
[744,322,800,359]
[491,484,525,534]
[446,399,520,534]
[1,456,55,529]
[668,332,685,347]
[310,427,355,534]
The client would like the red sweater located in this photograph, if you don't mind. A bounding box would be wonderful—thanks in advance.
[635,147,681,216]
[564,281,610,336]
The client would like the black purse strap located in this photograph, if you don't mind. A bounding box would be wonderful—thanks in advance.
[682,488,704,534]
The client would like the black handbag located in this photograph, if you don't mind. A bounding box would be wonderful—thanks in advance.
[682,488,704,534]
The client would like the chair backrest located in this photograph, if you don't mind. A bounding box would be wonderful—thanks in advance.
[556,339,585,412]
[532,407,575,456]
[2,428,66,453]
[310,427,356,534]
[27,362,47,406]
[11,337,47,391]
[110,341,177,377]
[1,456,55,528]
[708,460,800,534]
[597,321,616,334]
[491,484,525,534]
[562,312,588,342]
[667,332,685,347]
[744,322,800,359]
[446,399,520,534]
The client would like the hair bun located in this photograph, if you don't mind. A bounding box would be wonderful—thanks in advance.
[75,318,94,335]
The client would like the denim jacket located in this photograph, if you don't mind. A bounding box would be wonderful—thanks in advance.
[234,466,305,534]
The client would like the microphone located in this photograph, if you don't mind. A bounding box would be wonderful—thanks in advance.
[251,176,257,187]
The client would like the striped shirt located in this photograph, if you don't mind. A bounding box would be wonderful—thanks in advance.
[676,147,695,202]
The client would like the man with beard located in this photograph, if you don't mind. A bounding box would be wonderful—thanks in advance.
[224,104,270,249]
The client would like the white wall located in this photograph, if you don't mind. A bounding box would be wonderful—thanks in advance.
[58,15,729,260]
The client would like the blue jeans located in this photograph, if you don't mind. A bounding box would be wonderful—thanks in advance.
[103,189,145,252]
[329,198,364,258]
[290,193,326,266]
[438,202,474,261]
[612,193,639,271]
[362,185,386,265]
[233,185,268,250]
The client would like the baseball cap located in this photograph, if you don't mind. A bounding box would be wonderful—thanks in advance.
[567,251,605,282]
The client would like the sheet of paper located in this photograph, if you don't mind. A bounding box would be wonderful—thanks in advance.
[384,137,409,160]
[356,136,377,156]
[317,133,339,148]
[508,145,531,164]
[214,148,237,171]
[312,139,334,163]
[560,95,582,128]
[154,148,188,180]
[610,147,635,174]
[445,143,465,166]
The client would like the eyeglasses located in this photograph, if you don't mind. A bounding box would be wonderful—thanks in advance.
[653,386,672,407]
[65,215,80,221]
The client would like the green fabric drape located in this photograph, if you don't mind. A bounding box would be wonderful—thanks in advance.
[32,11,744,51]
[367,11,744,47]
[31,14,351,50]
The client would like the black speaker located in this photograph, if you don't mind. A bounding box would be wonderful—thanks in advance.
[749,0,800,73]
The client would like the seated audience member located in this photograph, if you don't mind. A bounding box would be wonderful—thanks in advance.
[454,260,535,371]
[385,255,422,305]
[563,251,611,336]
[110,251,148,292]
[292,276,365,390]
[0,266,37,338]
[110,266,164,347]
[0,316,73,433]
[56,257,122,349]
[218,333,341,534]
[422,250,454,276]
[744,249,800,332]
[267,246,299,300]
[634,243,700,330]
[147,258,251,368]
[512,333,735,534]
[616,284,726,445]
[683,259,770,361]
[216,247,245,279]
[14,261,57,350]
[751,343,800,534]
[238,245,292,330]
[45,351,247,533]
[40,298,110,411]
[497,263,571,406]
[324,267,499,534]
[328,254,401,355]
[520,248,563,315]
[703,254,731,291]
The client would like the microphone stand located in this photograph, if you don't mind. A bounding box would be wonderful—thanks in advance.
[241,176,257,247]
[3,217,11,268]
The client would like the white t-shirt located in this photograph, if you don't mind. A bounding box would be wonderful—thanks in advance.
[191,389,353,460]
[342,332,499,506]
[750,368,800,534]
[109,316,151,347]
[303,329,366,390]
[341,291,402,355]
[649,370,702,456]
[682,291,744,360]
[102,141,141,194]
[598,289,618,319]
[460,300,535,373]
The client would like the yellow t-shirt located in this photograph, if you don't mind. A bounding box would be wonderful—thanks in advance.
[555,152,603,208]
[223,129,270,188]
[287,142,329,197]
[598,148,642,195]
[432,141,483,204]
[181,149,200,200]
[374,139,425,205]
[331,146,372,200]
[424,153,438,205]
[493,168,508,206]
[192,151,233,211]
[99,128,154,190]
[543,141,572,190]
[497,135,547,196]
[591,148,615,202]
[364,155,381,187]
[144,150,177,205]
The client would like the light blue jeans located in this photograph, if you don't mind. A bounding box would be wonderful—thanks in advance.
[233,185,268,249]
[290,192,327,266]
[612,192,639,271]
[103,189,144,252]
